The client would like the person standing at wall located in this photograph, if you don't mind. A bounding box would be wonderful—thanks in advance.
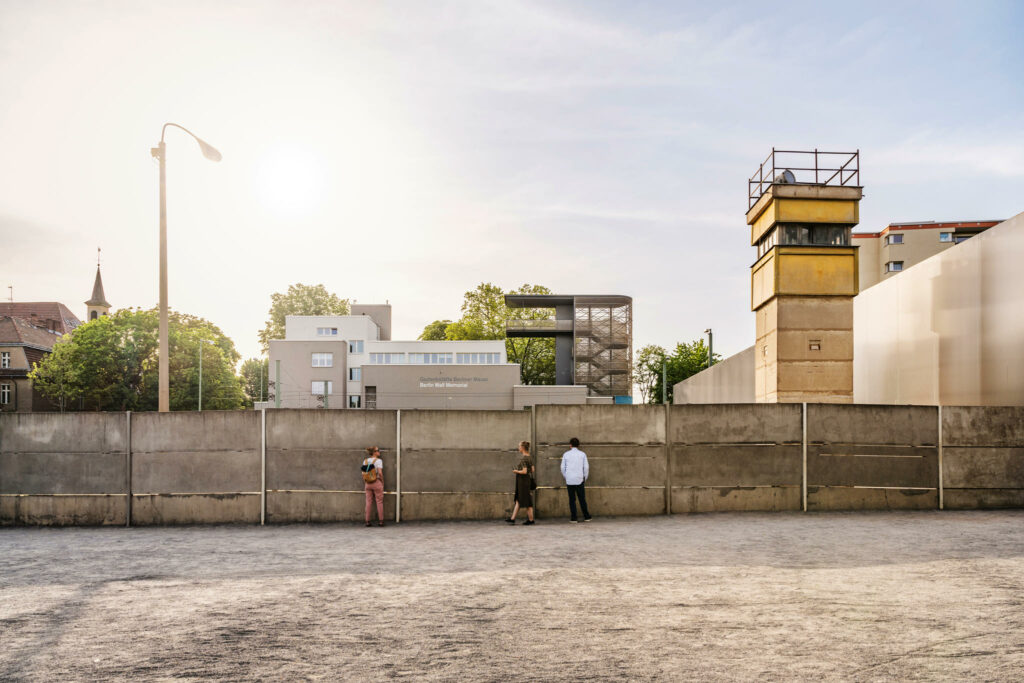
[362,446,385,527]
[506,440,536,525]
[560,437,591,523]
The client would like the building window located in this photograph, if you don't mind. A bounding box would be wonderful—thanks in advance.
[349,395,361,408]
[885,261,904,273]
[365,386,377,410]
[311,380,333,395]
[409,352,453,364]
[348,340,364,354]
[0,352,9,369]
[316,327,338,336]
[349,367,361,381]
[939,232,952,243]
[954,235,971,244]
[456,352,501,364]
[369,352,405,364]
[311,352,333,368]
[885,233,904,245]
[0,383,9,405]
[90,311,98,320]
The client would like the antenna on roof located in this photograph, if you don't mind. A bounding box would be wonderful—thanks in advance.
[7,285,11,303]
[97,247,101,268]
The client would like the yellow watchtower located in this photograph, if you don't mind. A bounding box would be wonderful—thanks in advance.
[747,149,861,403]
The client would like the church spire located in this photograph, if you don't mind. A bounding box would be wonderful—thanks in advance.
[85,248,111,321]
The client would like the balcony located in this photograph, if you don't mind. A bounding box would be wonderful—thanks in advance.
[506,319,573,337]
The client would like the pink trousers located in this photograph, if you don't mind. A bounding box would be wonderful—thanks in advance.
[365,480,384,522]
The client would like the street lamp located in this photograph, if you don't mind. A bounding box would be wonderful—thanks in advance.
[704,328,713,368]
[198,339,215,411]
[151,123,222,413]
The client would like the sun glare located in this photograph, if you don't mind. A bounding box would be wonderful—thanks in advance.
[254,145,328,216]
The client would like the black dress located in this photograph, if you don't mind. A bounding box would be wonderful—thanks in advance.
[514,456,534,507]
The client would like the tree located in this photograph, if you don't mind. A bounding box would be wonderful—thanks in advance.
[239,358,269,407]
[418,320,452,341]
[30,308,245,411]
[646,339,721,404]
[633,344,666,404]
[443,283,556,385]
[258,283,349,352]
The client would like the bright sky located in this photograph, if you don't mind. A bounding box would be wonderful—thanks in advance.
[2,0,1023,367]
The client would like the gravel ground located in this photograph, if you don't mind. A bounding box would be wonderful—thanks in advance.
[2,511,1024,681]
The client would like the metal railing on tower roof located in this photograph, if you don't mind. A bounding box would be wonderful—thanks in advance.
[748,149,860,209]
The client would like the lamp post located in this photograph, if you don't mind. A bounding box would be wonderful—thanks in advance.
[198,339,214,411]
[151,123,222,412]
[704,328,713,368]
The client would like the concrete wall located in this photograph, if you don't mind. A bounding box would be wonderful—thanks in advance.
[535,405,667,517]
[854,211,1024,405]
[513,384,588,410]
[669,404,801,512]
[268,339,348,409]
[362,364,520,410]
[674,346,755,404]
[3,405,1023,525]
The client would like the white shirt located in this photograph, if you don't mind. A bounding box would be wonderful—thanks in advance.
[560,448,589,486]
[363,457,382,474]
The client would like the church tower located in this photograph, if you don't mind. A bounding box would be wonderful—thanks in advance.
[85,248,111,321]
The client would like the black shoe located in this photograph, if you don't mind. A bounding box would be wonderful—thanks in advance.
[523,520,535,525]
[505,518,515,524]
[365,522,371,527]
[584,516,593,522]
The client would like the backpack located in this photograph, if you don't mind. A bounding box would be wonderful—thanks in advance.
[361,458,378,484]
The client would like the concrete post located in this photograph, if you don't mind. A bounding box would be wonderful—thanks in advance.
[531,404,538,519]
[274,360,281,409]
[395,409,401,524]
[260,407,266,525]
[801,402,808,512]
[125,411,132,527]
[937,404,944,510]
[664,403,672,515]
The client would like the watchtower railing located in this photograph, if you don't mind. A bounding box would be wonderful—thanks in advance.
[749,149,860,209]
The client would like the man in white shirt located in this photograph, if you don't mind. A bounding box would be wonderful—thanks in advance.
[560,437,592,523]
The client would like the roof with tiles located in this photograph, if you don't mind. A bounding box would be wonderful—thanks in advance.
[0,315,66,351]
[0,302,81,334]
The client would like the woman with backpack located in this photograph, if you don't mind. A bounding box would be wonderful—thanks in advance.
[506,440,535,525]
[362,446,385,527]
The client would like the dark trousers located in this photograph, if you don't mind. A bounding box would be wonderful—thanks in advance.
[566,483,590,520]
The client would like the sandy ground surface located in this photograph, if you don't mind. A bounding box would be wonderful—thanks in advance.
[2,511,1024,681]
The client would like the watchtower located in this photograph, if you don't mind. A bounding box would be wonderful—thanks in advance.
[747,149,861,403]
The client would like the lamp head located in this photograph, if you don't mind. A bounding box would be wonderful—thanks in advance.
[196,138,222,162]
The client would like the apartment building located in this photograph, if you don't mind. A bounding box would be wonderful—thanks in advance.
[854,220,1002,289]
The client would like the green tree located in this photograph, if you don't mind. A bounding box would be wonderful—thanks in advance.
[258,283,349,352]
[418,319,452,340]
[647,339,720,404]
[633,344,666,404]
[30,308,245,411]
[444,283,556,385]
[239,357,269,406]
[26,335,82,411]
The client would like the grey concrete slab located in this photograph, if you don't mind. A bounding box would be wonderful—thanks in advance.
[0,452,125,494]
[132,451,260,494]
[400,410,529,451]
[267,448,396,492]
[400,450,521,493]
[266,409,397,451]
[808,446,938,488]
[535,444,665,487]
[671,486,800,513]
[131,412,259,452]
[670,404,801,444]
[944,488,1024,509]
[0,413,126,454]
[670,445,802,487]
[0,494,126,526]
[942,447,1024,489]
[808,486,937,510]
[267,491,396,523]
[807,404,937,446]
[943,406,1024,447]
[536,404,665,446]
[400,492,512,521]
[534,486,666,517]
[130,493,260,525]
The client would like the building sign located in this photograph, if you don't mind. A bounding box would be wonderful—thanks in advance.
[418,376,490,389]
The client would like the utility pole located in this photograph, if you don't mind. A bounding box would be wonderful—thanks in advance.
[705,328,714,368]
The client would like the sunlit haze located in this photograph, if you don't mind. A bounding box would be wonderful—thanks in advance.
[2,0,1023,368]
